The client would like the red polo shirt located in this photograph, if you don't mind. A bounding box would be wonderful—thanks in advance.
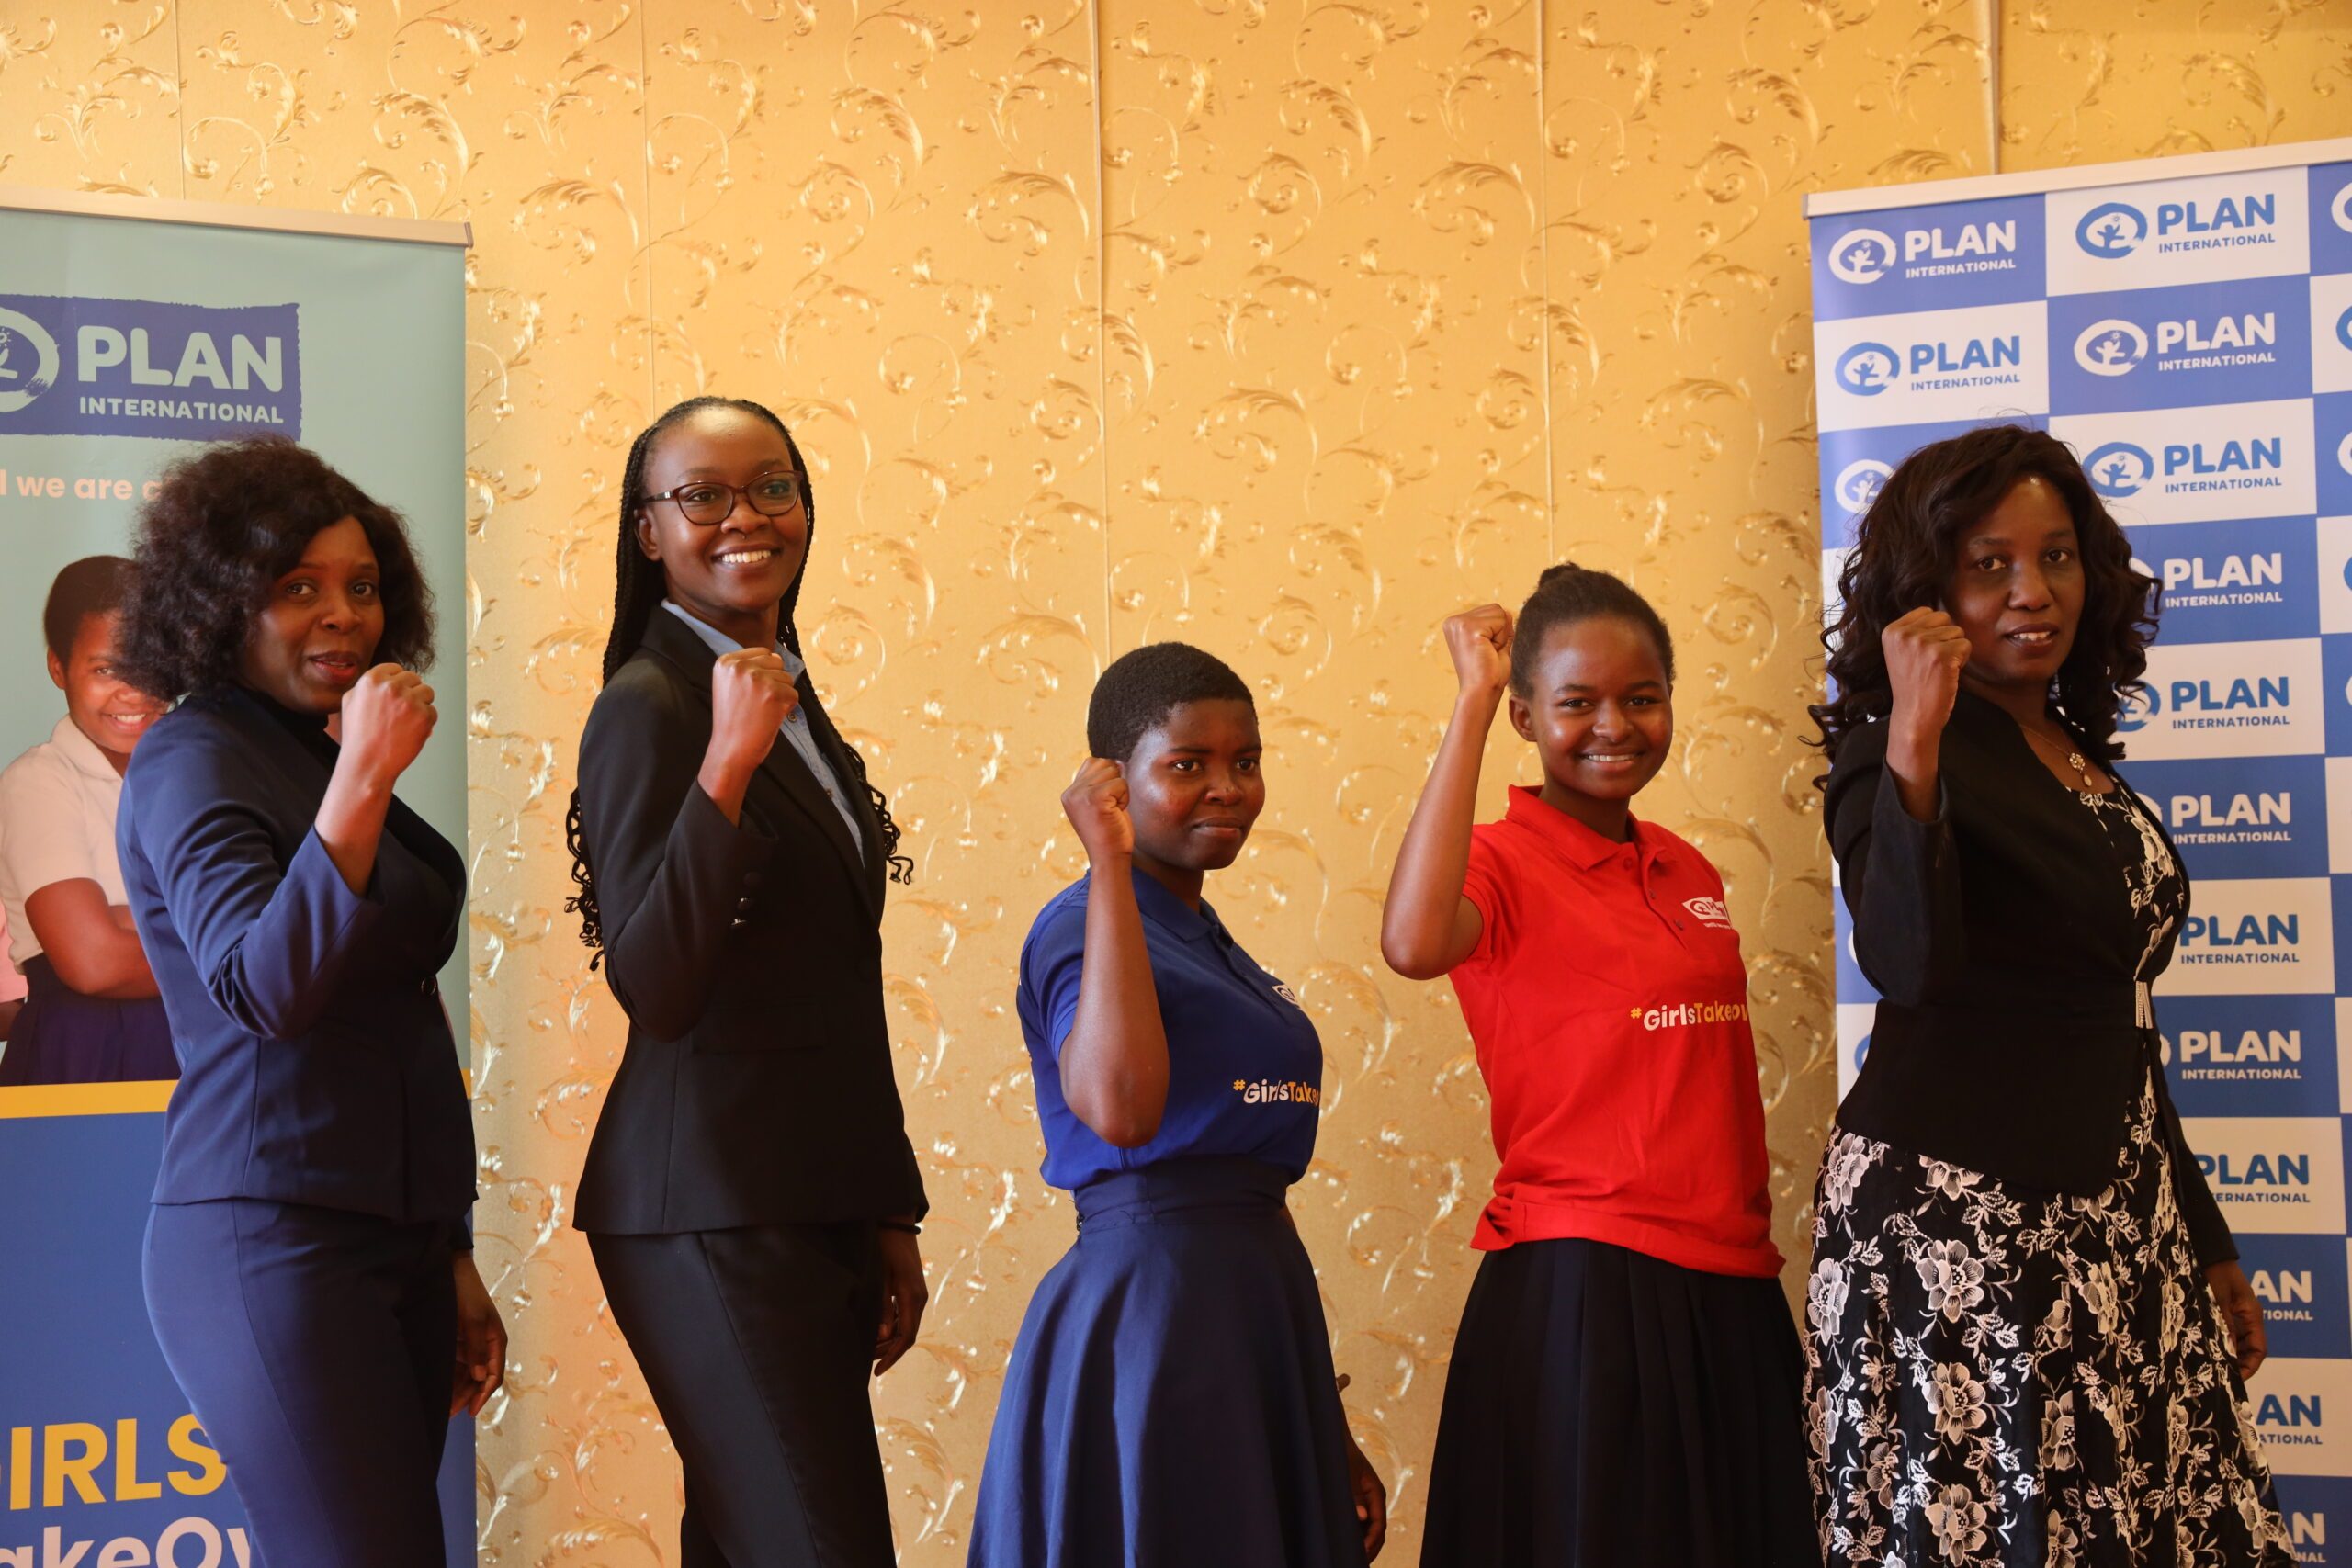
[1453,786,1781,1278]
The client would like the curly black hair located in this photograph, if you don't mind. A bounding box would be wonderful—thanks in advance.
[115,436,435,700]
[1086,642,1255,763]
[564,396,912,966]
[1811,423,2156,777]
[1509,562,1676,693]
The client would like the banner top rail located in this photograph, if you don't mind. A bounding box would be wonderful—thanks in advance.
[0,185,471,248]
[1805,135,2352,218]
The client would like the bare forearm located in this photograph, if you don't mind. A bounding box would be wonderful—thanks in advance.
[78,925,159,998]
[1060,858,1170,1147]
[696,751,755,826]
[313,761,395,897]
[1382,691,1495,977]
[26,885,158,998]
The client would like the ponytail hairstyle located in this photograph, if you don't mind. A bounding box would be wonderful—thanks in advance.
[1508,562,1677,695]
[564,396,912,967]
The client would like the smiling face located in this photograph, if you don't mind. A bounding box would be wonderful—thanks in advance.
[1508,615,1673,835]
[635,406,810,647]
[239,516,384,714]
[49,609,163,773]
[1124,698,1266,882]
[1943,473,2084,697]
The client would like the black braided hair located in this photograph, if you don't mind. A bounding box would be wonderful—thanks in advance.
[565,396,912,966]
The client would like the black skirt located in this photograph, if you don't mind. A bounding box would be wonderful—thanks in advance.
[1420,1236,1816,1568]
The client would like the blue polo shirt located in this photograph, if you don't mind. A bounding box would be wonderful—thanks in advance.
[1017,869,1325,1192]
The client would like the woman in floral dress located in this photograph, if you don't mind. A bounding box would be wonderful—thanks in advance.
[1806,424,2293,1566]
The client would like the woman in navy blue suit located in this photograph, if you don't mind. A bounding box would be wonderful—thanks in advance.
[114,437,504,1567]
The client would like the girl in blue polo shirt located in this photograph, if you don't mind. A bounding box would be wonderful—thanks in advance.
[968,642,1385,1568]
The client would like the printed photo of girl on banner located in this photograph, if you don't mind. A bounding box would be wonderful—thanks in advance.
[0,554,175,1085]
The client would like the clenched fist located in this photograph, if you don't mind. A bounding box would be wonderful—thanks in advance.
[1444,604,1513,699]
[337,664,435,786]
[1062,758,1134,864]
[1883,606,1972,748]
[707,647,799,776]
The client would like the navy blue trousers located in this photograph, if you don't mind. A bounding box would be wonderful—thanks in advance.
[144,1199,457,1568]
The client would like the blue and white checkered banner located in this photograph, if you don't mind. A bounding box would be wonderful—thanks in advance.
[1814,138,2352,1560]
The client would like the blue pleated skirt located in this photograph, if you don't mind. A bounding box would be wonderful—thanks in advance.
[0,955,177,1086]
[967,1156,1366,1568]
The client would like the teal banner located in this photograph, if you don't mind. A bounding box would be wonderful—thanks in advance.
[0,194,470,1565]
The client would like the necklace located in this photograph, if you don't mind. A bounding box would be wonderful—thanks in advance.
[2019,721,2095,791]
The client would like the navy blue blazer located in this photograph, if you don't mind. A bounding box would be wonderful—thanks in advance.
[117,685,474,1225]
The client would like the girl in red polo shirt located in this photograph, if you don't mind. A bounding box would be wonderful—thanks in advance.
[1383,564,1811,1568]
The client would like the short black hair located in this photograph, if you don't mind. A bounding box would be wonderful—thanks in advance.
[116,436,434,699]
[1087,642,1254,761]
[1509,562,1676,694]
[43,556,133,663]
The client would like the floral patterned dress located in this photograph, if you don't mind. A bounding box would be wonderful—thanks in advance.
[1804,782,2297,1567]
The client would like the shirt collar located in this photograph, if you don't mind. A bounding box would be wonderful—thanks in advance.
[1502,784,1670,870]
[229,682,333,738]
[1127,864,1221,943]
[45,714,122,784]
[661,600,807,678]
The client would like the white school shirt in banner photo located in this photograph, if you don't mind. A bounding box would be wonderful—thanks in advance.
[0,716,130,972]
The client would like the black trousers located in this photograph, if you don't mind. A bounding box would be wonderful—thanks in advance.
[589,1222,892,1568]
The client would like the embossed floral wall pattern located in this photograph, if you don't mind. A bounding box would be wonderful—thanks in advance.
[3,0,2345,1560]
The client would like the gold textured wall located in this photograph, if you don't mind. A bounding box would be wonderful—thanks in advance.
[3,1,2346,1561]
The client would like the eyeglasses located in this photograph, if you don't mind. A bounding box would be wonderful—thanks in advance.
[645,472,808,526]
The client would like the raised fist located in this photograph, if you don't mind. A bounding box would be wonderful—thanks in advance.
[707,646,799,774]
[1062,757,1134,864]
[338,664,435,785]
[1443,604,1514,698]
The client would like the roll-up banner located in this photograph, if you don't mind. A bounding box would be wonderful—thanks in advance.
[0,188,470,1566]
[1814,137,2352,1554]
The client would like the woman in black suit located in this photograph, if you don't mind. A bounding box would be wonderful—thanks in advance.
[566,395,927,1568]
[1805,424,2291,1565]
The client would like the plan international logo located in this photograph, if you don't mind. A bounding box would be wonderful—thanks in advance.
[2245,1360,2352,1477]
[0,293,301,440]
[1831,458,1890,515]
[1809,197,2043,321]
[2313,274,2352,397]
[2154,874,2335,996]
[2154,994,2335,1118]
[2125,754,2327,879]
[2051,400,2317,524]
[2179,1116,2346,1234]
[2125,515,2318,646]
[2111,637,2324,761]
[2048,170,2308,294]
[2053,277,2309,414]
[1814,303,2049,432]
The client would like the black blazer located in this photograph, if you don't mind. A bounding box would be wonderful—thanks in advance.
[572,611,925,1234]
[1825,688,2233,1266]
[118,686,473,1224]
